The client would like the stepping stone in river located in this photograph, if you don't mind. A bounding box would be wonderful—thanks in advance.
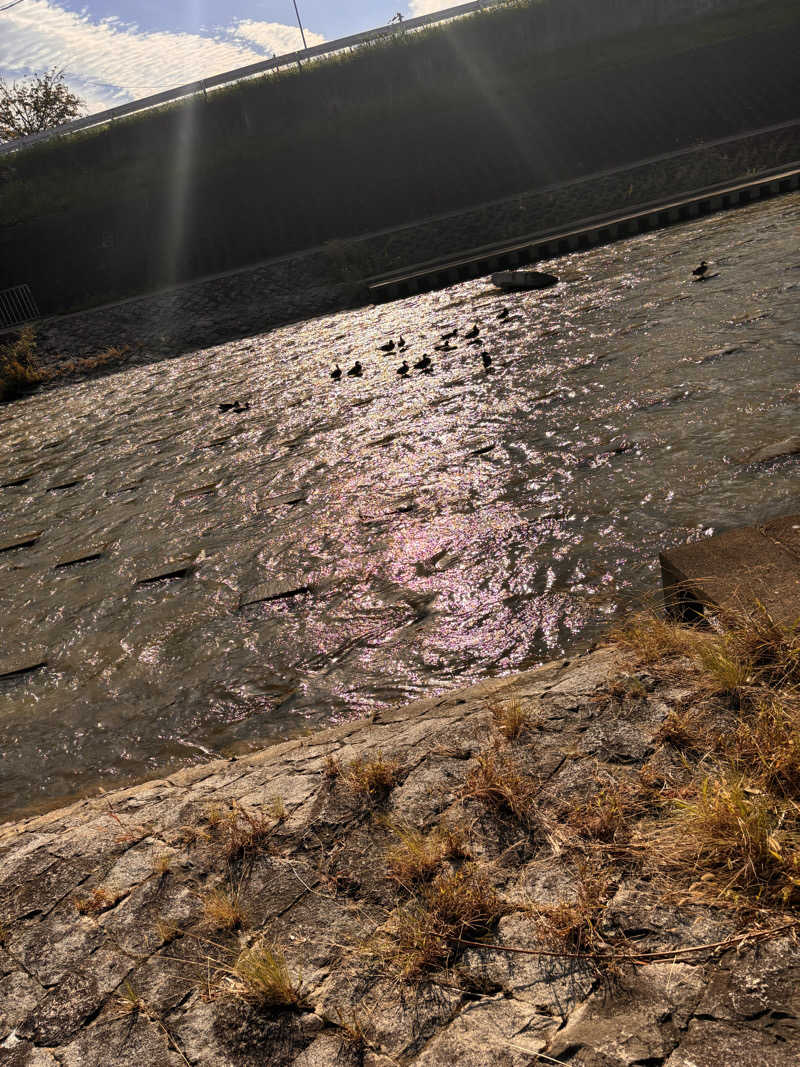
[174,483,220,503]
[136,562,196,587]
[0,658,47,683]
[54,549,105,570]
[0,531,43,554]
[239,581,312,609]
[1,474,34,489]
[660,514,800,625]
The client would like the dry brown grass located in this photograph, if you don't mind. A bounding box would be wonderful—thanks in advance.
[74,885,119,915]
[670,773,800,902]
[567,780,642,845]
[210,802,276,863]
[466,747,540,825]
[610,611,700,665]
[380,864,509,978]
[223,940,308,1009]
[323,754,341,779]
[533,865,611,953]
[202,888,248,931]
[489,696,532,740]
[0,326,45,402]
[385,822,468,885]
[727,696,800,797]
[343,752,401,800]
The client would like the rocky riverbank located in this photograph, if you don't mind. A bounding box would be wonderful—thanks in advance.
[2,621,799,1066]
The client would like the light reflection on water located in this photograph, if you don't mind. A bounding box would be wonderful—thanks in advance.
[1,193,799,818]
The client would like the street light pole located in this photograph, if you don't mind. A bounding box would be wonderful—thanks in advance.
[291,0,308,50]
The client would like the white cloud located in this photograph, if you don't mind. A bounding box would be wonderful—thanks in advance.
[409,0,462,16]
[233,20,323,54]
[0,0,325,111]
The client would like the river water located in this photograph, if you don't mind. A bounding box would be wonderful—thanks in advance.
[1,193,798,820]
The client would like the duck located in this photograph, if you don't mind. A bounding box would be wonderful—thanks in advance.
[434,340,455,352]
[497,307,510,320]
[347,361,363,377]
[398,336,407,351]
[379,339,395,353]
[464,324,480,339]
[397,360,409,377]
[219,400,250,413]
[481,352,492,370]
[440,328,458,340]
[414,354,432,371]
[331,364,342,381]
[692,260,709,279]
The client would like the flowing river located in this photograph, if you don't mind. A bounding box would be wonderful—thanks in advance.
[1,192,798,820]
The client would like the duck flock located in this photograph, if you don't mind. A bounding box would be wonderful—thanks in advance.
[217,260,711,412]
[329,304,511,384]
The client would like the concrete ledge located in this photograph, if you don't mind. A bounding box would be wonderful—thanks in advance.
[660,514,800,623]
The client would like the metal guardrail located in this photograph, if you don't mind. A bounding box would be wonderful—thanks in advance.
[0,1,498,158]
[0,285,39,328]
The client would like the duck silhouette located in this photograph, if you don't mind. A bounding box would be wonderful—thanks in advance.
[440,328,458,340]
[692,260,709,280]
[481,352,492,370]
[347,361,363,377]
[379,339,395,353]
[434,340,455,352]
[219,400,250,413]
[414,354,432,371]
[398,336,407,351]
[397,360,409,377]
[465,324,480,339]
[497,307,510,320]
[331,364,342,380]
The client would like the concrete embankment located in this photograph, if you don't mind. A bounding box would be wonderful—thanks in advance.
[2,641,799,1065]
[18,121,800,386]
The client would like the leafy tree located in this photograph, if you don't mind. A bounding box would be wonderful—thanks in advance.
[0,68,85,142]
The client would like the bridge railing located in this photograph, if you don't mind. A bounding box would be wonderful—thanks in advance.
[0,285,40,329]
[0,1,499,158]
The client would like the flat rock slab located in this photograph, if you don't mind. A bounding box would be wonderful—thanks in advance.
[0,531,43,554]
[660,514,800,623]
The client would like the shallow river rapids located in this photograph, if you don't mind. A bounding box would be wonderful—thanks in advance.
[1,193,799,819]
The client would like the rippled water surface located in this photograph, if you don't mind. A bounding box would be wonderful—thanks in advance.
[2,193,799,818]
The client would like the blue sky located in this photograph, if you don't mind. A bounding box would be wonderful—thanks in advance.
[0,0,457,113]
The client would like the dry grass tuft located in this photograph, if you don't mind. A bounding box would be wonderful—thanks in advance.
[610,611,700,665]
[224,940,308,1009]
[323,754,341,778]
[656,708,704,749]
[702,604,800,694]
[202,888,248,931]
[489,696,532,740]
[567,781,641,844]
[728,696,800,797]
[74,885,119,915]
[211,802,276,863]
[385,822,468,885]
[380,864,509,978]
[533,865,610,953]
[466,747,540,825]
[0,326,45,402]
[671,774,800,902]
[343,752,401,799]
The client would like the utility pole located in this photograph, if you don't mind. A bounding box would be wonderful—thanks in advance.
[291,0,308,50]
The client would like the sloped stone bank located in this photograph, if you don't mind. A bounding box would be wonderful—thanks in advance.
[2,646,799,1065]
